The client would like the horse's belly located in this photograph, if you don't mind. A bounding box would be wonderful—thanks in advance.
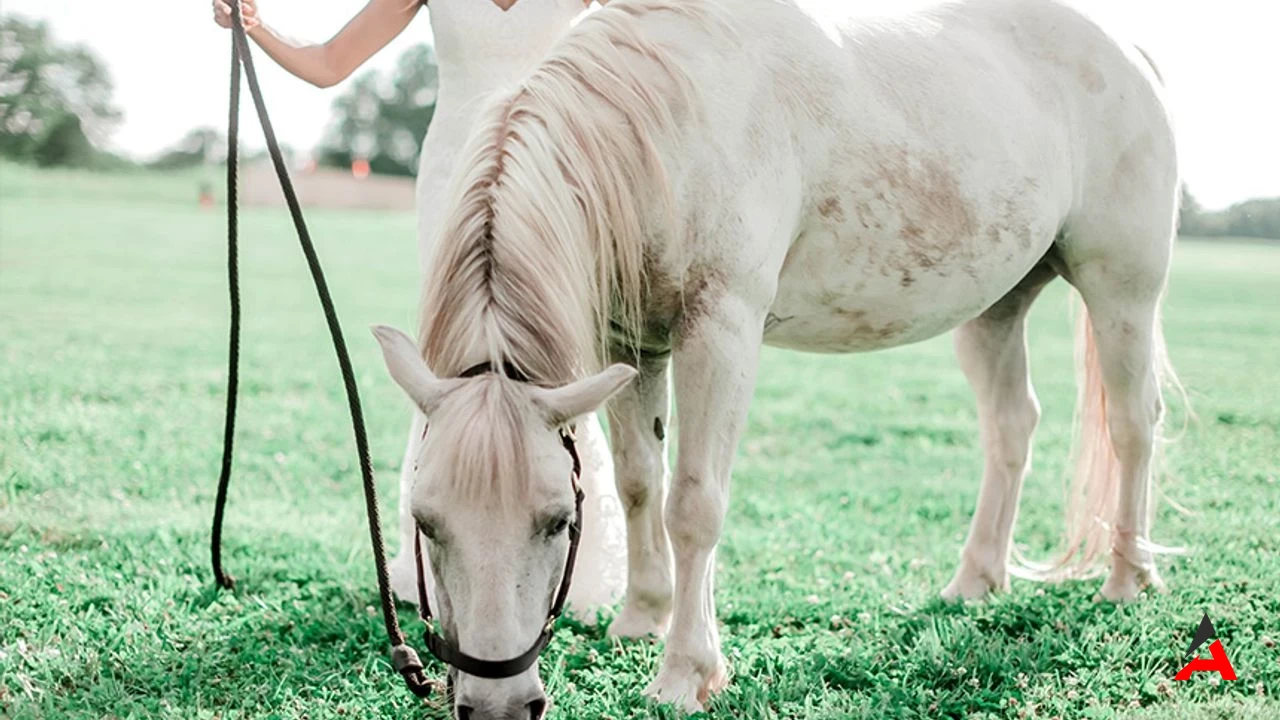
[762,287,979,353]
[763,225,1051,354]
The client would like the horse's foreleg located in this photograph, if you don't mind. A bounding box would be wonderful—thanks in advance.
[644,297,763,712]
[604,353,673,637]
[942,266,1054,600]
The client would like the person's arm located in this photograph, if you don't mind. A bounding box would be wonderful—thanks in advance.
[213,0,422,89]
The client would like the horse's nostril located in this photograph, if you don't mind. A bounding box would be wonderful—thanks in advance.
[455,704,474,720]
[527,698,547,720]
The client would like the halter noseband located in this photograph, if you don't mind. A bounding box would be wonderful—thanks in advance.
[408,361,585,680]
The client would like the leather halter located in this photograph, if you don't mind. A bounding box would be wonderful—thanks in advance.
[410,361,585,680]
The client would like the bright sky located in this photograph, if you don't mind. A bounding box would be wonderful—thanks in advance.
[4,0,1277,209]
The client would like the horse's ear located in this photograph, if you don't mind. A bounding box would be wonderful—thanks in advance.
[370,325,451,414]
[532,364,639,427]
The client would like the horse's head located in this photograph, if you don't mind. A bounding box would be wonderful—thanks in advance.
[372,325,635,719]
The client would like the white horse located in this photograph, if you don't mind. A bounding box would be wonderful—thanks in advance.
[373,0,1181,714]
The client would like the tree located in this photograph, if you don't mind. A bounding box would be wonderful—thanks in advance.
[32,113,94,167]
[1177,185,1280,241]
[317,43,438,177]
[1222,198,1280,239]
[0,15,122,165]
[149,126,226,171]
[1178,185,1204,236]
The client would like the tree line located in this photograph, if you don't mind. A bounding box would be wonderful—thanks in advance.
[1179,187,1280,241]
[0,13,435,177]
[1,16,126,169]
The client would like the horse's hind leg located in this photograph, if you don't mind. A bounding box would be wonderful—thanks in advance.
[1061,235,1175,601]
[942,263,1056,601]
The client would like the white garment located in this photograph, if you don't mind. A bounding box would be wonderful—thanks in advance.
[415,0,589,274]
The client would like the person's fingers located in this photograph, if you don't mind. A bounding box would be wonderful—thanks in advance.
[213,1,259,30]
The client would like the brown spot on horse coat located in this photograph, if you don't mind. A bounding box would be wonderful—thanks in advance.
[901,223,926,243]
[858,145,981,280]
[673,262,727,340]
[982,177,1042,252]
[818,196,845,222]
[832,306,867,321]
[1078,61,1107,94]
[843,319,910,345]
[862,146,977,236]
[1111,132,1159,194]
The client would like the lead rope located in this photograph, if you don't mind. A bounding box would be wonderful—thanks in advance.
[209,1,432,698]
[210,23,241,593]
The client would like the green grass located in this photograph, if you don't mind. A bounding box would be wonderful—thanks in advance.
[2,167,1277,719]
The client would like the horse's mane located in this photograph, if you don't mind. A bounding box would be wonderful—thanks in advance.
[414,0,726,505]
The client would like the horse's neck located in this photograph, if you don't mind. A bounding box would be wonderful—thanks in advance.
[430,0,585,105]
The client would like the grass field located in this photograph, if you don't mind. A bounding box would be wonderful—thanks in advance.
[2,165,1277,719]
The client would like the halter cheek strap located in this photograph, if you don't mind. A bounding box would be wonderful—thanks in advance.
[412,367,585,680]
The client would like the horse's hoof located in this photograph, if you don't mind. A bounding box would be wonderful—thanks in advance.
[608,604,670,639]
[940,557,1005,601]
[1097,556,1163,602]
[643,654,727,714]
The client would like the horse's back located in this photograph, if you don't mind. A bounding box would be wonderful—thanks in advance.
[632,0,1177,352]
[765,0,1174,212]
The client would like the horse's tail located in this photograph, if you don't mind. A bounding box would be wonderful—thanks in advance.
[1058,302,1120,577]
[1015,295,1187,581]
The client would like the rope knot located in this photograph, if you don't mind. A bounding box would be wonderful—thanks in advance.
[391,644,433,698]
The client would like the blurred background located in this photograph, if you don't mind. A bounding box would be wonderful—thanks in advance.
[0,0,1277,223]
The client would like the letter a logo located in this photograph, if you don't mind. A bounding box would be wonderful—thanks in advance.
[1174,613,1237,681]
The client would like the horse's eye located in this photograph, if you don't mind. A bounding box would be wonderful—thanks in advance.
[418,520,439,543]
[547,517,570,538]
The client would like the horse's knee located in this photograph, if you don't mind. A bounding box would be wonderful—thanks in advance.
[614,443,663,514]
[1106,412,1156,463]
[988,397,1039,476]
[665,473,725,552]
[618,478,651,516]
[1105,379,1162,459]
[1000,384,1041,434]
[995,388,1040,460]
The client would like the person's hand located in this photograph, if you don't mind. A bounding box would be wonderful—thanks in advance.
[213,0,260,31]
